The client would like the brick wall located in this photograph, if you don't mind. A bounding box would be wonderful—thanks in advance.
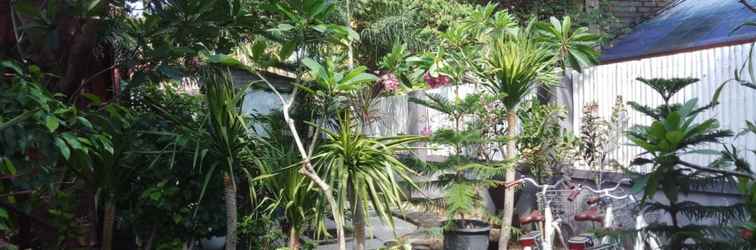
[607,0,674,26]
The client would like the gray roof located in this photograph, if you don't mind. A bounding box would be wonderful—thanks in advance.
[600,0,756,63]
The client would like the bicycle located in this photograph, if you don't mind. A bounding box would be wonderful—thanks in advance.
[505,176,580,250]
[568,179,662,250]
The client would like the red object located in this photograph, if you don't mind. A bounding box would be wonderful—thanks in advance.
[519,238,536,247]
[586,196,601,205]
[519,210,545,225]
[574,207,603,223]
[424,71,450,88]
[741,229,752,240]
[567,236,592,250]
[568,187,581,201]
[504,180,522,189]
[519,231,539,247]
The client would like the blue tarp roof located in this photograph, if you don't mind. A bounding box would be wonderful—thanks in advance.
[600,0,756,63]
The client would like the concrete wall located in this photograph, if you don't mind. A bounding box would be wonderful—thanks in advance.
[607,0,675,27]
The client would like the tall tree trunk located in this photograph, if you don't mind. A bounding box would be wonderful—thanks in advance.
[102,198,115,250]
[351,187,366,250]
[224,174,237,250]
[262,80,347,250]
[288,226,300,250]
[498,112,517,250]
[144,224,157,250]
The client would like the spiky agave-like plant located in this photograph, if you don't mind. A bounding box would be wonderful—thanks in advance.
[481,29,557,250]
[201,65,253,250]
[625,77,748,249]
[250,111,327,250]
[314,112,421,250]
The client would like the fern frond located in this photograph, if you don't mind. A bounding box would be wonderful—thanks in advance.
[410,93,455,115]
[445,183,477,217]
[675,201,748,223]
[627,101,661,120]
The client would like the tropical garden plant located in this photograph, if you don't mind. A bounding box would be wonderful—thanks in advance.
[476,28,559,250]
[314,112,421,250]
[517,101,579,182]
[626,77,749,249]
[0,1,611,249]
[252,112,325,250]
[578,96,628,186]
[410,92,509,222]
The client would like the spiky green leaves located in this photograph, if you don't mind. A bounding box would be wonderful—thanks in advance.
[484,33,556,111]
[303,57,378,95]
[314,112,421,230]
[535,16,601,73]
[626,77,746,248]
[636,78,699,104]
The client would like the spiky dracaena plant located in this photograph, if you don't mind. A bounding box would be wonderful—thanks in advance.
[201,65,253,250]
[626,77,748,249]
[314,112,421,250]
[250,111,326,250]
[479,29,557,250]
[535,16,600,73]
[301,56,379,250]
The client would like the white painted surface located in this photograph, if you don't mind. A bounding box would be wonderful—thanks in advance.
[241,89,291,135]
[366,84,489,158]
[572,42,756,171]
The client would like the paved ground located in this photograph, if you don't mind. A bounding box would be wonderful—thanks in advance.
[316,208,442,250]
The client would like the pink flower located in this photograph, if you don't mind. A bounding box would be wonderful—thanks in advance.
[379,72,399,92]
[424,71,450,89]
[420,126,432,136]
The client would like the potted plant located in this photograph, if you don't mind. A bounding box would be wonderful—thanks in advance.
[411,92,508,250]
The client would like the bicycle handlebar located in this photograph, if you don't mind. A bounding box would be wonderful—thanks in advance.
[579,178,633,201]
[582,178,631,194]
[504,176,574,191]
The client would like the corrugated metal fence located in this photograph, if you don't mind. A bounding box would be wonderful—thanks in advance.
[572,42,756,171]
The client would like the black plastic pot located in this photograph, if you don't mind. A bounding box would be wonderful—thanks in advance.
[443,219,491,250]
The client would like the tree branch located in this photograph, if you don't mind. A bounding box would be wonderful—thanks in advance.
[678,160,756,180]
[257,73,346,250]
[741,0,756,13]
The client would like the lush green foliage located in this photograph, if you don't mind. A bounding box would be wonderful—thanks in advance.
[536,16,600,72]
[627,78,747,249]
[314,112,421,232]
[0,0,608,249]
[410,93,510,222]
[517,101,578,180]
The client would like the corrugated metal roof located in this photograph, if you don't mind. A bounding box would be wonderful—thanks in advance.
[600,0,756,64]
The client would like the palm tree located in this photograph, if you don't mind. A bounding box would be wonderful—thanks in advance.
[479,31,557,250]
[314,112,420,250]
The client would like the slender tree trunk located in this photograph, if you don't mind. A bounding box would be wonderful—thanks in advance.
[262,78,347,250]
[351,187,366,250]
[102,198,115,250]
[498,112,518,250]
[224,174,237,250]
[288,226,301,250]
[144,224,157,250]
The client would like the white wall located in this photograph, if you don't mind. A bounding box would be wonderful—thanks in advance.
[572,42,756,172]
[367,84,487,158]
[241,89,290,135]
